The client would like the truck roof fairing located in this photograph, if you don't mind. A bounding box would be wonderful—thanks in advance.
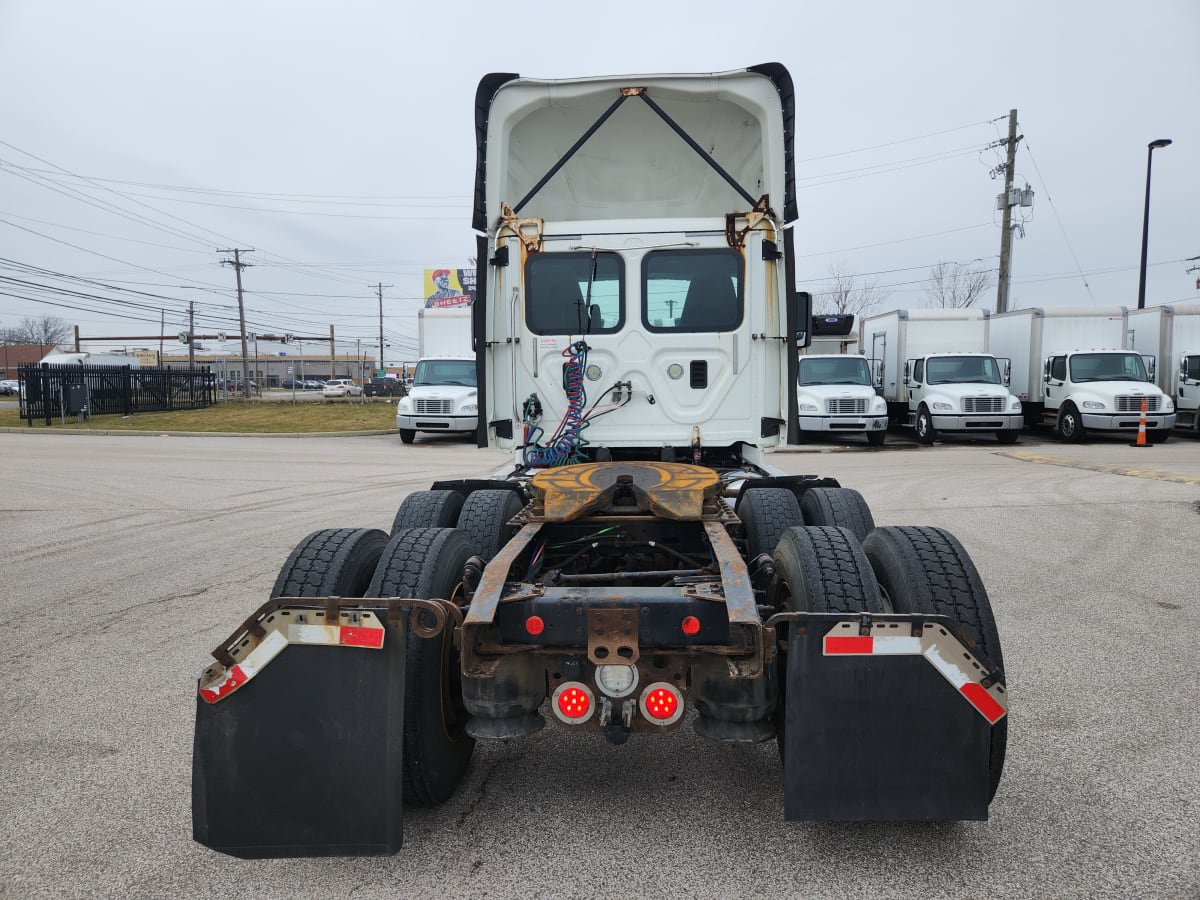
[472,64,796,233]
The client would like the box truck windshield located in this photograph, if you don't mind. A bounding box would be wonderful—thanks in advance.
[1068,352,1147,382]
[798,356,872,386]
[926,356,1002,385]
[414,359,476,387]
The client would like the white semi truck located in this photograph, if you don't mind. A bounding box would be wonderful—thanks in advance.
[860,308,1023,444]
[1128,300,1200,433]
[796,353,888,445]
[988,306,1175,442]
[193,63,1009,858]
[395,307,478,443]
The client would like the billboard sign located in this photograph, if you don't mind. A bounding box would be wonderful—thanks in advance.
[423,267,475,308]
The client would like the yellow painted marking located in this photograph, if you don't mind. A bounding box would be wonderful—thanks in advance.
[1000,451,1200,487]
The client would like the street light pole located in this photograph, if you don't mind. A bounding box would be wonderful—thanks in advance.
[1137,138,1172,310]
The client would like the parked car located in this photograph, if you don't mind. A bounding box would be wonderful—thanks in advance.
[303,379,325,390]
[0,380,19,396]
[363,376,405,398]
[322,378,363,398]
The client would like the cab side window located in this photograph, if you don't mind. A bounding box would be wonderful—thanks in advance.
[1050,357,1066,381]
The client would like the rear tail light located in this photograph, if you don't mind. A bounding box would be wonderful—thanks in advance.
[551,682,595,724]
[639,682,684,726]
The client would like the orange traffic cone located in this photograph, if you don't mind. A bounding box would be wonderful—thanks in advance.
[1130,396,1150,447]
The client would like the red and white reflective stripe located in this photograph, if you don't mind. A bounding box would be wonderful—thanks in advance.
[199,629,288,704]
[824,626,1006,724]
[198,611,385,704]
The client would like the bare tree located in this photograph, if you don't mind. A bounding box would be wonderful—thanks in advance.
[924,261,994,309]
[812,260,889,318]
[11,315,71,346]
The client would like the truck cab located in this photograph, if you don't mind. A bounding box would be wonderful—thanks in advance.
[796,353,888,445]
[395,356,478,444]
[1042,349,1175,442]
[903,353,1023,444]
[1177,353,1200,431]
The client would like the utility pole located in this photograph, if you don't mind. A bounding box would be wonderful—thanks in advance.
[219,248,254,397]
[371,283,391,374]
[995,110,1020,314]
[188,302,195,368]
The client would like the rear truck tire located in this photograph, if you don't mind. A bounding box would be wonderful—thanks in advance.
[391,489,465,535]
[799,487,876,543]
[995,429,1020,445]
[1146,429,1170,444]
[272,527,390,599]
[860,525,1007,801]
[915,406,937,445]
[738,487,805,558]
[866,429,886,447]
[769,525,885,757]
[457,489,525,561]
[367,527,476,806]
[398,428,416,444]
[1056,404,1085,442]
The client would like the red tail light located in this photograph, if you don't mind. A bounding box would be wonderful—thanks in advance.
[639,682,684,725]
[681,615,700,636]
[551,682,595,724]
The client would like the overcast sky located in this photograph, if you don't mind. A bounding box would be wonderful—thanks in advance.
[1,1,1196,363]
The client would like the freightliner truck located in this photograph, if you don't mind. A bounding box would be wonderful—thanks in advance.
[988,306,1174,442]
[1127,299,1200,433]
[191,64,1009,858]
[395,307,478,443]
[861,308,1023,444]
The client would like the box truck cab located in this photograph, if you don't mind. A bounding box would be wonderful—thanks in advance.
[860,308,1022,444]
[796,353,888,445]
[903,352,1022,444]
[1128,300,1200,433]
[989,306,1175,442]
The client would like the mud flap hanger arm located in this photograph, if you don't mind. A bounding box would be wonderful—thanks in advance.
[512,86,760,218]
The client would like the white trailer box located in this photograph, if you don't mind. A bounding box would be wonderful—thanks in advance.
[989,306,1174,441]
[1128,300,1200,431]
[417,307,473,358]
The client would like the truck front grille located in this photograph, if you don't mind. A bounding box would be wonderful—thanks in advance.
[414,399,453,415]
[826,398,867,414]
[963,396,1005,413]
[1116,395,1160,413]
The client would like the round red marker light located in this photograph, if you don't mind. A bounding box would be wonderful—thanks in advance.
[556,686,591,719]
[525,615,545,636]
[643,687,678,720]
[681,615,700,636]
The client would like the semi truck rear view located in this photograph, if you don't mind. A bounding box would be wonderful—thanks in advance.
[191,63,1009,858]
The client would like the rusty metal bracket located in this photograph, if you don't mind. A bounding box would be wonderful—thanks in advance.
[498,202,544,254]
[587,607,640,665]
[725,195,776,250]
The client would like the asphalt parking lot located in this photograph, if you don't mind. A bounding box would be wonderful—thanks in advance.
[1,429,1197,899]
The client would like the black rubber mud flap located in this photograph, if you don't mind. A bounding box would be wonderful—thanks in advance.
[783,615,993,822]
[192,609,407,857]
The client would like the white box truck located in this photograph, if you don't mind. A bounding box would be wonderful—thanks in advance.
[796,353,889,445]
[395,307,478,443]
[988,306,1175,442]
[1128,300,1200,433]
[859,308,1023,444]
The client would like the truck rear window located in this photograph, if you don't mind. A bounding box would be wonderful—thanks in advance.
[643,248,743,333]
[525,252,623,335]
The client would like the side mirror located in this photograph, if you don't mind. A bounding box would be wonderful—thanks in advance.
[1142,355,1156,383]
[870,358,884,390]
[1043,357,1053,382]
[903,359,913,386]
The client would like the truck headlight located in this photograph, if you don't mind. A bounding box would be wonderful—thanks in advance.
[1163,398,1173,412]
[461,403,477,414]
[1081,401,1106,410]
[931,402,952,411]
[1010,398,1022,410]
[398,398,411,412]
[799,402,818,412]
[872,398,887,413]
